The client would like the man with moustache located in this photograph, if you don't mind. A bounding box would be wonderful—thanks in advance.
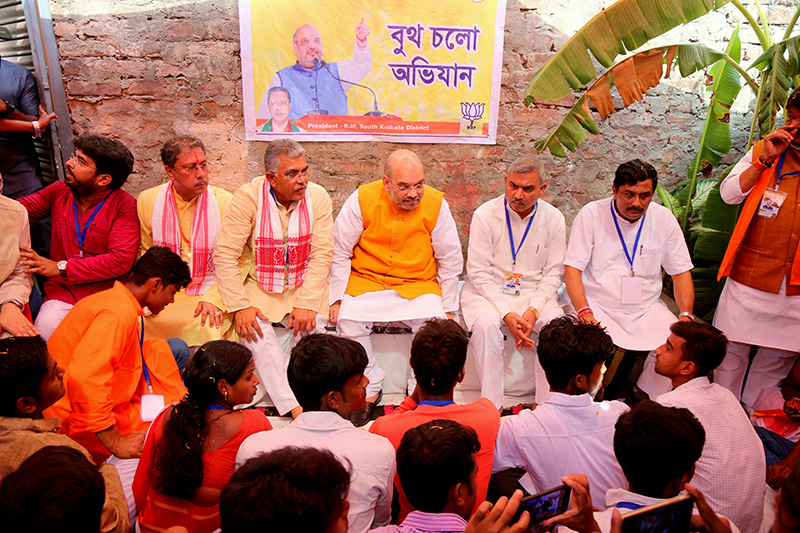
[260,87,302,133]
[714,88,800,409]
[215,139,333,419]
[136,136,233,348]
[328,149,463,425]
[255,19,372,120]
[564,159,695,401]
[460,157,566,409]
[18,135,140,341]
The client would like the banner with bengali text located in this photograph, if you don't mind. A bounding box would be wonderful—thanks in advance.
[239,0,506,144]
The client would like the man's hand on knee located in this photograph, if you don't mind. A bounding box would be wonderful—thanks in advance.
[235,306,266,343]
[288,307,316,335]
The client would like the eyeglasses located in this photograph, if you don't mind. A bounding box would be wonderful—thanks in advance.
[174,161,209,173]
[391,180,424,192]
[68,153,96,170]
[280,167,310,181]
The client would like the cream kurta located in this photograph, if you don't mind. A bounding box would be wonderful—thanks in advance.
[137,184,232,345]
[564,198,693,350]
[214,177,333,320]
[0,195,32,313]
[461,196,565,328]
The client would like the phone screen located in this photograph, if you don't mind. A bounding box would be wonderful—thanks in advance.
[512,484,572,532]
[620,494,694,533]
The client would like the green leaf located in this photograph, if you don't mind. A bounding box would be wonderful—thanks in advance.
[753,43,791,136]
[657,184,684,220]
[525,0,732,103]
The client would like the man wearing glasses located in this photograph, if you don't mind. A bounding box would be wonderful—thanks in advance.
[215,138,333,419]
[136,135,233,349]
[18,135,140,341]
[329,148,463,426]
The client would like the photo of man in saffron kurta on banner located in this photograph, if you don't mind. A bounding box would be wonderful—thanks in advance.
[239,0,506,143]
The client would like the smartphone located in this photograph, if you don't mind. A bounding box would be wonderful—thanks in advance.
[620,493,694,533]
[512,483,571,531]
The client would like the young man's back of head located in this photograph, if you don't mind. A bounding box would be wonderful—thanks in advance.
[668,321,728,378]
[410,318,469,395]
[614,400,705,498]
[397,419,480,517]
[221,446,350,533]
[0,335,61,417]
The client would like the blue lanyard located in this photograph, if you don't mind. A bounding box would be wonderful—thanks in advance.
[615,501,644,511]
[207,404,229,410]
[610,201,646,276]
[72,194,111,256]
[774,151,800,190]
[268,186,290,263]
[504,199,537,267]
[139,317,154,394]
[417,400,456,407]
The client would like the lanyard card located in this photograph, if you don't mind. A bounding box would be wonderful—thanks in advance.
[503,272,522,296]
[621,276,643,305]
[758,188,788,219]
[141,393,165,422]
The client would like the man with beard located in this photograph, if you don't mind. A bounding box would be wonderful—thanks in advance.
[137,135,232,348]
[18,135,140,341]
[564,160,695,402]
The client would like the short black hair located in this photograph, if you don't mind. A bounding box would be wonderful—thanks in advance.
[787,87,800,112]
[268,85,291,103]
[613,159,657,191]
[0,446,105,533]
[288,334,368,411]
[410,319,468,395]
[0,336,50,416]
[74,134,134,190]
[397,419,480,513]
[128,246,192,289]
[537,317,615,390]
[668,321,728,377]
[160,135,205,167]
[614,401,705,498]
[220,446,350,533]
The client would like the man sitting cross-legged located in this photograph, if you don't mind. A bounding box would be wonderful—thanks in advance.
[369,318,500,522]
[492,317,629,509]
[236,334,395,533]
[0,335,128,532]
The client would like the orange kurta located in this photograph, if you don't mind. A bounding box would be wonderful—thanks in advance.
[44,281,186,463]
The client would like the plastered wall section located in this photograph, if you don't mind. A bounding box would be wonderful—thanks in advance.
[49,0,791,244]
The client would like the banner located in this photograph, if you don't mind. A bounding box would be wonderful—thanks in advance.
[239,0,506,144]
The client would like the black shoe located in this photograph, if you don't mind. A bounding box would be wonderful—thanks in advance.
[349,390,382,427]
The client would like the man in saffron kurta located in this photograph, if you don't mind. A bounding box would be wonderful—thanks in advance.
[215,139,333,418]
[137,136,233,346]
[714,91,800,408]
[44,247,190,464]
[18,135,140,341]
[329,149,463,424]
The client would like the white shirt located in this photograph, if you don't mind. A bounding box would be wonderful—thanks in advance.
[492,392,630,510]
[564,198,693,350]
[461,197,565,328]
[236,411,396,533]
[714,147,800,351]
[657,377,766,533]
[329,187,463,316]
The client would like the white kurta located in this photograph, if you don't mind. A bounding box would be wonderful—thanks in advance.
[564,198,693,350]
[461,197,565,327]
[714,147,800,352]
[657,377,766,533]
[329,188,463,321]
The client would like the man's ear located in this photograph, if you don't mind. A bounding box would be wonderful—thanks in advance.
[330,500,350,533]
[323,390,338,411]
[680,360,697,378]
[450,481,468,506]
[149,277,164,293]
[165,165,176,181]
[571,374,589,394]
[94,172,113,189]
[457,367,466,384]
[15,396,38,416]
[382,174,391,192]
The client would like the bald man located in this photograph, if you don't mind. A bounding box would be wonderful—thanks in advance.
[329,149,463,425]
[256,20,372,120]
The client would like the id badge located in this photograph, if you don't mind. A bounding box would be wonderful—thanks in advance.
[503,272,522,296]
[758,188,788,219]
[621,276,643,305]
[141,393,165,422]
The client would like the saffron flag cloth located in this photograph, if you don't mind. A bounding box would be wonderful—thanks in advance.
[254,180,313,293]
[152,183,221,296]
[238,0,506,143]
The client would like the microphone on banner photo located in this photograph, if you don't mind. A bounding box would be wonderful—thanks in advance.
[312,58,329,115]
[320,60,385,116]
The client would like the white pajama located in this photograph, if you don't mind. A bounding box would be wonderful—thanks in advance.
[35,299,74,342]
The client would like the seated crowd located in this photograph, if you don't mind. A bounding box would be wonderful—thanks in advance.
[1,82,800,532]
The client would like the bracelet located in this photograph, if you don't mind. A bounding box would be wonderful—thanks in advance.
[0,299,23,310]
[527,307,540,321]
[752,154,773,170]
[577,307,592,318]
[31,120,41,139]
[678,311,695,321]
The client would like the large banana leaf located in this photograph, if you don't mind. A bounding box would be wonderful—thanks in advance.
[535,45,728,156]
[750,34,800,137]
[525,0,732,104]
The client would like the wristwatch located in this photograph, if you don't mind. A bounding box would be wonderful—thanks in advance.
[0,99,15,116]
[678,311,695,321]
[57,260,68,279]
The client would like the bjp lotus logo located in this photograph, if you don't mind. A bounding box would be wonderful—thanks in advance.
[461,102,484,130]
